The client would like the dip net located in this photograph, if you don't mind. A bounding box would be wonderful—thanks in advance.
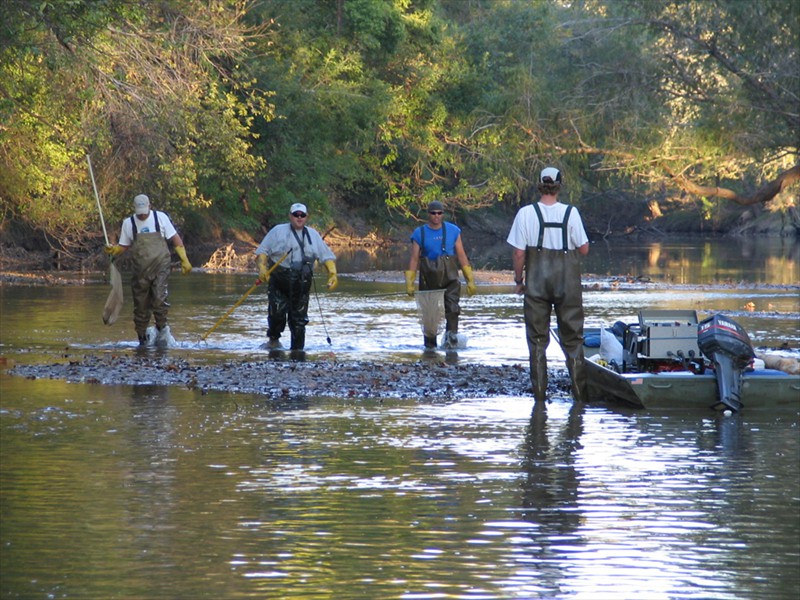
[415,289,445,338]
[102,261,123,325]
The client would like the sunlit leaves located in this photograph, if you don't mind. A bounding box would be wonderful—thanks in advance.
[1,0,274,245]
[2,0,797,250]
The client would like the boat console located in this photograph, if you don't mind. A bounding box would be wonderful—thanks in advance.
[621,310,703,373]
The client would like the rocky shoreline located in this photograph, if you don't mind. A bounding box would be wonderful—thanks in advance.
[8,353,566,401]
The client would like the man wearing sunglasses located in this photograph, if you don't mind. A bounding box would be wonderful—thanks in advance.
[255,202,338,353]
[405,200,477,349]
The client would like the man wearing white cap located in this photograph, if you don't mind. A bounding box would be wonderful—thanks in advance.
[255,202,338,353]
[105,194,192,346]
[507,167,590,404]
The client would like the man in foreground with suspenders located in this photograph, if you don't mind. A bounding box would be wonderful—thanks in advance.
[507,168,590,404]
[105,194,193,346]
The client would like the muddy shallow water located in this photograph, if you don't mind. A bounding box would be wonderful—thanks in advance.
[2,261,800,600]
[4,262,800,397]
[4,268,798,401]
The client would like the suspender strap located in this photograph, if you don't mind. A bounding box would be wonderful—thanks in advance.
[130,211,160,241]
[290,226,312,262]
[532,203,572,251]
[561,205,572,251]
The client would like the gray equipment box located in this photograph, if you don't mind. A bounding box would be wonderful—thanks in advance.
[636,310,701,360]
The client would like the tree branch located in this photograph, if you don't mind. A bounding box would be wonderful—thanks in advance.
[670,164,800,206]
[531,125,799,207]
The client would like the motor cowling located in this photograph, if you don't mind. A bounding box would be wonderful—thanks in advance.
[698,315,755,412]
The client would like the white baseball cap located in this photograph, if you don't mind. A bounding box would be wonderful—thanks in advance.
[540,167,562,183]
[289,203,307,215]
[133,194,150,215]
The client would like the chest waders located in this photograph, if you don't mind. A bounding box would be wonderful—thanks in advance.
[418,224,461,341]
[267,227,314,351]
[523,204,587,403]
[129,213,172,341]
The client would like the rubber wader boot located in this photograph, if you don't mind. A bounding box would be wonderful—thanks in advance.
[138,333,148,346]
[155,325,170,347]
[290,328,305,351]
[566,354,589,403]
[530,347,548,403]
[443,331,459,350]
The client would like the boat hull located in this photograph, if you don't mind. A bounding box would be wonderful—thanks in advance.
[585,362,800,411]
[555,327,800,411]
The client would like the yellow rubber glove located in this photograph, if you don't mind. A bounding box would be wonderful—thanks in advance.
[175,245,192,274]
[404,270,416,296]
[257,254,270,284]
[462,264,477,296]
[104,245,125,257]
[324,260,338,291]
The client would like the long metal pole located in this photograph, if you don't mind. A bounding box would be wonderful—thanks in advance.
[87,155,109,245]
[200,251,289,341]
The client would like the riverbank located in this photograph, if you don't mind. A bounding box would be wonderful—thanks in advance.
[3,196,797,275]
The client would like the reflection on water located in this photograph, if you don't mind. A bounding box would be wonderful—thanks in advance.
[581,236,799,285]
[1,237,799,599]
[341,235,800,285]
[1,379,798,599]
[514,401,585,596]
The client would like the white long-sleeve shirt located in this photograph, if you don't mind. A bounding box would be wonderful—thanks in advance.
[255,223,335,269]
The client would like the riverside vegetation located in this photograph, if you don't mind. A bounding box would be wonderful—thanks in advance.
[1,0,798,272]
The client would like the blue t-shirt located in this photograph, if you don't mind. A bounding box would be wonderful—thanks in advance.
[410,222,461,260]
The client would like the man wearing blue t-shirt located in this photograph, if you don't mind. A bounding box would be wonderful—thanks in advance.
[405,201,476,349]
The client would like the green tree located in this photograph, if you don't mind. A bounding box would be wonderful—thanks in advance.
[245,0,389,223]
[559,0,800,208]
[0,0,273,252]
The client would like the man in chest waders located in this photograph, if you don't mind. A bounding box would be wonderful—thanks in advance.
[255,203,338,354]
[507,168,590,405]
[405,201,477,349]
[105,194,192,346]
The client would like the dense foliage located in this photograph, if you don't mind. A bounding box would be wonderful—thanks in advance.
[1,0,797,254]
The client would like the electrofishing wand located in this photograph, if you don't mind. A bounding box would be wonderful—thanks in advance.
[200,251,289,341]
[311,276,333,346]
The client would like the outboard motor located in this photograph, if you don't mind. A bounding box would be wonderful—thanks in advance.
[697,315,755,412]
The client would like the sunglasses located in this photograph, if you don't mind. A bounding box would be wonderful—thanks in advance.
[429,211,443,215]
[292,212,307,218]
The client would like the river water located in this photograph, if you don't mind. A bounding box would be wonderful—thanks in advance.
[1,237,799,599]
